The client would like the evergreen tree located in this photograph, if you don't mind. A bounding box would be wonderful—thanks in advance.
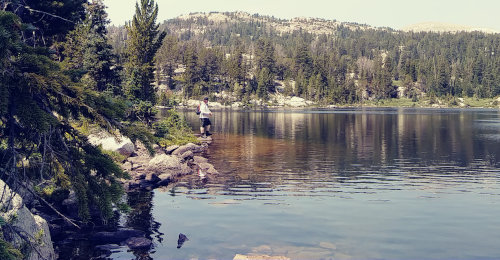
[183,43,199,98]
[156,35,180,89]
[294,42,313,78]
[228,42,246,85]
[257,67,273,100]
[0,10,126,225]
[81,0,121,93]
[255,38,276,73]
[124,0,166,103]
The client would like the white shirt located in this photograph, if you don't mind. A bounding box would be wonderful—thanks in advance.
[199,102,211,119]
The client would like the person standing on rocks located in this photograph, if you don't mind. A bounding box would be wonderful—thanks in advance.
[199,97,212,138]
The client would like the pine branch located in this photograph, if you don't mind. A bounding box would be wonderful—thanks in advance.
[13,3,75,24]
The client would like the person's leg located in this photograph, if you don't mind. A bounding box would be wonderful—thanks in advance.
[200,119,205,136]
[205,119,212,136]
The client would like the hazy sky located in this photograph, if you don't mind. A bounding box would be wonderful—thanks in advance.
[103,0,500,31]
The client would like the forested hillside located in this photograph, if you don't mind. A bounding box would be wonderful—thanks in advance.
[109,12,500,104]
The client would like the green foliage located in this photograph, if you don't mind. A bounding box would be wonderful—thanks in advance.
[120,123,156,155]
[0,10,127,224]
[124,0,166,104]
[129,101,158,126]
[3,0,87,47]
[157,91,179,107]
[107,13,500,104]
[0,239,23,260]
[153,110,199,147]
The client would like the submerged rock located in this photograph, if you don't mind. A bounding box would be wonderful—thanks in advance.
[125,237,152,250]
[233,254,290,260]
[92,228,146,245]
[197,162,219,175]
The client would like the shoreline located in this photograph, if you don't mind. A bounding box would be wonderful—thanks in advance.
[168,96,500,111]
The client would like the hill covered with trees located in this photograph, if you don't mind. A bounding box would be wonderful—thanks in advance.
[109,11,500,106]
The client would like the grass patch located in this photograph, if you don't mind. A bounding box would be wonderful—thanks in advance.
[154,109,200,147]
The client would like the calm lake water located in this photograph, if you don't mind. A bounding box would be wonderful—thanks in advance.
[111,108,500,260]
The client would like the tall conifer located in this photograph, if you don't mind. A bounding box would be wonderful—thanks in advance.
[124,0,166,103]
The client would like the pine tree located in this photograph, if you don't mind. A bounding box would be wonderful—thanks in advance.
[156,35,180,89]
[0,10,127,226]
[257,67,273,100]
[82,0,121,93]
[183,43,199,98]
[294,42,313,78]
[63,0,121,94]
[124,0,166,103]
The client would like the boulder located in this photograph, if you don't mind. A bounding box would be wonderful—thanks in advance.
[146,154,182,174]
[193,156,208,164]
[172,143,203,156]
[197,162,219,175]
[179,151,194,161]
[125,237,152,250]
[0,180,56,260]
[88,134,135,157]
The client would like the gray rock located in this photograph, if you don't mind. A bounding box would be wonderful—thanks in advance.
[165,145,180,154]
[122,161,132,171]
[146,154,182,174]
[134,140,151,158]
[193,156,208,164]
[172,143,203,156]
[125,237,152,250]
[88,134,135,157]
[0,180,56,260]
[179,151,194,161]
[180,163,193,175]
[177,233,188,248]
[198,162,219,175]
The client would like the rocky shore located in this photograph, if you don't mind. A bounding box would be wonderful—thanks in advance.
[77,133,219,257]
[0,131,218,260]
[119,139,219,191]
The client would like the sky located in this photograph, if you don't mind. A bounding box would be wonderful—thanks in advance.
[103,0,500,31]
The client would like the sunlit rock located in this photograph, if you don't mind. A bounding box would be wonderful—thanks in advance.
[0,180,56,260]
[88,134,135,157]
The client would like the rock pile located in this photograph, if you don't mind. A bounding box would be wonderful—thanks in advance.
[121,141,218,190]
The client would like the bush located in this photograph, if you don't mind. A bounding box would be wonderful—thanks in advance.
[153,109,199,147]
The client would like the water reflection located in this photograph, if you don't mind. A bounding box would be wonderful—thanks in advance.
[182,108,500,176]
[111,108,500,259]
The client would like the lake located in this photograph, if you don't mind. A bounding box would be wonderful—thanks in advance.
[112,108,500,259]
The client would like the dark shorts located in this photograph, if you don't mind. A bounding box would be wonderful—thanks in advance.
[200,118,211,127]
